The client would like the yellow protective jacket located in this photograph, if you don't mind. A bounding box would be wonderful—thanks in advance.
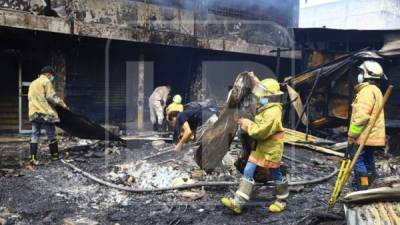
[28,74,63,123]
[166,102,183,115]
[348,82,385,146]
[247,103,285,168]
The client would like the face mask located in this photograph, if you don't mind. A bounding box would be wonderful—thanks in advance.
[357,74,364,84]
[259,97,269,106]
[49,75,55,82]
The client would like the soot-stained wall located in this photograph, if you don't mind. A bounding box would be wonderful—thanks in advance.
[65,38,298,125]
[0,27,298,129]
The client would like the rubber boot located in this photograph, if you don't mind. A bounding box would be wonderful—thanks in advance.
[49,141,59,161]
[29,143,39,166]
[353,173,369,191]
[359,176,369,191]
[221,178,255,214]
[268,178,288,213]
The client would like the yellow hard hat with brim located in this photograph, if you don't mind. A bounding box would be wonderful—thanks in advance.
[253,79,283,97]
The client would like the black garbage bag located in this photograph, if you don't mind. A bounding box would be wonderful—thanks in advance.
[54,105,123,142]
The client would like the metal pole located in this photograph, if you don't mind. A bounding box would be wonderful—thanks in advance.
[347,61,355,120]
[105,39,111,166]
[276,48,281,81]
[295,69,323,130]
[137,54,145,130]
[18,56,22,133]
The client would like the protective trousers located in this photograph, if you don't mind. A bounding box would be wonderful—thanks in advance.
[353,145,379,176]
[149,99,164,125]
[31,121,57,144]
[352,145,381,190]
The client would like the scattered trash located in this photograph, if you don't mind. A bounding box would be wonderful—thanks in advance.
[180,189,207,200]
[152,140,166,149]
[171,177,195,187]
[63,217,99,225]
[107,161,191,189]
[289,185,305,193]
[126,176,135,185]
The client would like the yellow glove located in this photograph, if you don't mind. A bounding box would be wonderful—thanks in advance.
[238,118,253,133]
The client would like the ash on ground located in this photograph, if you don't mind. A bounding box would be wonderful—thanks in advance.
[3,136,395,224]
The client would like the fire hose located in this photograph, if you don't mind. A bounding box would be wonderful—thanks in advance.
[61,159,338,193]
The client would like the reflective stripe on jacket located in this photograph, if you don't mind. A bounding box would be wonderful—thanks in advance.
[28,75,61,123]
[348,82,385,146]
[247,103,285,168]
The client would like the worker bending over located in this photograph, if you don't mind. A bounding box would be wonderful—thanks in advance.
[348,60,386,190]
[28,66,68,165]
[221,78,288,214]
[168,99,218,151]
[163,95,184,131]
[149,85,170,131]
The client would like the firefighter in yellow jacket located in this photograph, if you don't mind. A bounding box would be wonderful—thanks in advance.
[348,60,386,190]
[28,66,68,165]
[221,78,288,214]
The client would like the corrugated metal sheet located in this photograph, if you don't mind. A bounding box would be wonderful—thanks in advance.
[345,201,400,225]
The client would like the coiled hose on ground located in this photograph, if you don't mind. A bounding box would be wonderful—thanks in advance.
[61,159,338,193]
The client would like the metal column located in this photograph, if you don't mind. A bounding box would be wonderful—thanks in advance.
[137,54,145,130]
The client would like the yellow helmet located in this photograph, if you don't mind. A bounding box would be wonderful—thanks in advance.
[172,94,182,104]
[253,78,283,97]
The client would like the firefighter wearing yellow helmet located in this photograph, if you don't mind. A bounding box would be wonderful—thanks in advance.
[348,60,386,190]
[221,77,288,214]
[166,94,183,116]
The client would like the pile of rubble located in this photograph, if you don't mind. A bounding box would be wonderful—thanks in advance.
[106,160,192,189]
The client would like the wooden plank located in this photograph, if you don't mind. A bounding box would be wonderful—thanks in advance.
[286,141,344,157]
[0,136,30,143]
[122,136,172,141]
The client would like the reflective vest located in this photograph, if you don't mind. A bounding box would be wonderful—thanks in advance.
[28,75,62,123]
[348,82,385,146]
[247,103,285,168]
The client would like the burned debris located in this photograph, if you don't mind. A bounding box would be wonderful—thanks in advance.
[1,0,400,225]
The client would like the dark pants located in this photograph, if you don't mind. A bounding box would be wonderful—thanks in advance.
[353,145,381,176]
[31,121,56,144]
